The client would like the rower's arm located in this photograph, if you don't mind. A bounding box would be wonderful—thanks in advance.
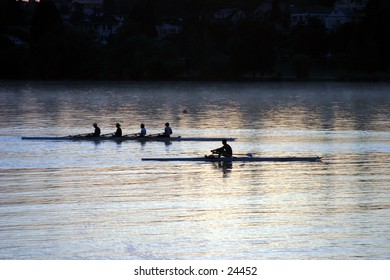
[211,146,223,153]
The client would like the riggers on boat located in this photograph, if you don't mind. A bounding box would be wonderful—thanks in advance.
[142,155,322,162]
[21,135,237,142]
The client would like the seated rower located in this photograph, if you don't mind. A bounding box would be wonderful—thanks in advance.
[159,122,172,137]
[140,123,147,137]
[210,139,233,158]
[87,123,101,137]
[113,123,122,137]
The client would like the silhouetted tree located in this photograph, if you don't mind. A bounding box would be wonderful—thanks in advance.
[30,0,63,42]
[103,0,115,13]
[291,17,329,59]
[291,54,311,79]
[317,0,337,6]
[69,3,85,26]
[359,0,390,72]
[270,0,281,21]
[0,0,29,79]
[229,20,277,77]
[181,16,213,78]
[0,0,388,80]
[1,0,26,31]
[130,0,156,37]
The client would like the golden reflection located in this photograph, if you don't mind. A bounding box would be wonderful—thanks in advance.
[213,162,233,177]
[11,81,390,135]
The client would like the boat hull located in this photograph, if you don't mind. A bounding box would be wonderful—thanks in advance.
[142,156,322,162]
[21,136,236,142]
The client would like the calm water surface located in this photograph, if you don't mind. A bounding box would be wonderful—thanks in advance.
[0,81,389,259]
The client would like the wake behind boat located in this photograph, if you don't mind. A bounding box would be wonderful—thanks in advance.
[21,135,237,142]
[142,155,322,162]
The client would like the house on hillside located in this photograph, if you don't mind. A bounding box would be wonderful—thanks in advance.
[71,0,104,16]
[91,14,125,43]
[213,8,246,25]
[290,6,332,27]
[335,0,368,10]
[290,7,309,27]
[290,1,368,30]
[329,0,368,28]
[53,0,72,11]
[54,0,103,14]
[69,12,125,44]
[156,18,183,40]
[5,34,26,46]
[253,0,291,26]
[53,0,125,44]
[253,0,273,21]
[325,8,355,30]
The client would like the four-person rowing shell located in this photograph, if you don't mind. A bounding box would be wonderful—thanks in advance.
[21,122,236,142]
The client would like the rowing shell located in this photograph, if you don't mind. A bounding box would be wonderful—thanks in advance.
[21,136,236,142]
[142,156,322,162]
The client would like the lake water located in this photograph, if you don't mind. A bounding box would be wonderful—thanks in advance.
[0,81,389,260]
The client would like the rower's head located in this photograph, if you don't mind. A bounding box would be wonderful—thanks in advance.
[222,139,227,145]
[93,123,97,127]
[140,123,145,128]
[116,123,121,127]
[165,122,169,127]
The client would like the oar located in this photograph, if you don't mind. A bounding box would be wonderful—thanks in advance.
[122,133,140,138]
[122,133,164,138]
[71,132,113,138]
[234,153,255,157]
[69,133,90,138]
[101,132,114,137]
[146,133,164,137]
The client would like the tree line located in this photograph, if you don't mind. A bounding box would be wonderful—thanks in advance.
[1,0,390,80]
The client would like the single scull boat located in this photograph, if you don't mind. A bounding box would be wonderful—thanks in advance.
[142,155,322,162]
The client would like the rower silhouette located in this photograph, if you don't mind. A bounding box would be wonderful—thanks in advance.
[87,123,101,137]
[210,139,233,158]
[113,123,122,137]
[159,122,172,137]
[140,123,147,137]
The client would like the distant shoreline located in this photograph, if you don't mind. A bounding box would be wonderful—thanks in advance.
[241,75,390,82]
[2,75,390,83]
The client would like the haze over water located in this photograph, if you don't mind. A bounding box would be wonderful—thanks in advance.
[0,81,389,259]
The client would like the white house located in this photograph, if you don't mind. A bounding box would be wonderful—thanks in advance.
[325,8,354,30]
[90,14,124,44]
[335,0,368,10]
[290,7,309,27]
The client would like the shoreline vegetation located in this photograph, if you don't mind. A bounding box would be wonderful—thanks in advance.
[1,0,390,82]
[3,74,390,82]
